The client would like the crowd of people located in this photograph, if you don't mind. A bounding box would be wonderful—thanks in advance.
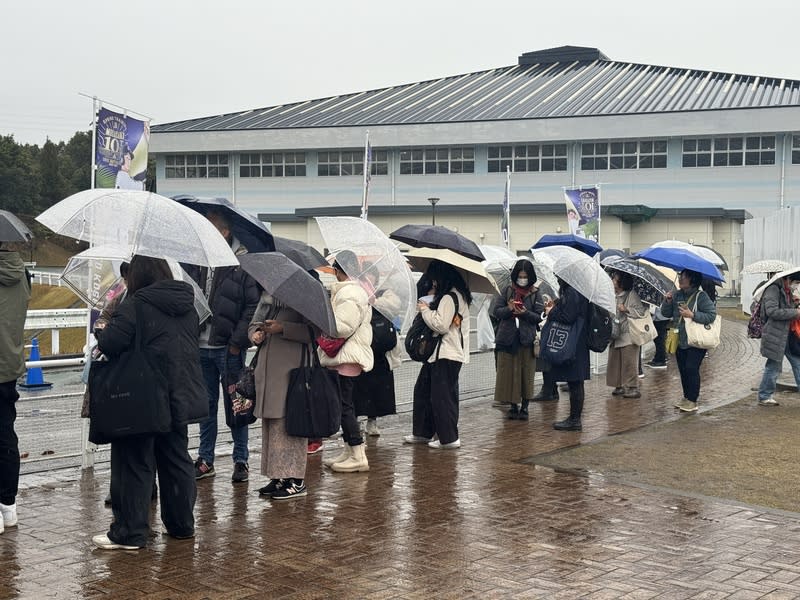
[0,223,796,549]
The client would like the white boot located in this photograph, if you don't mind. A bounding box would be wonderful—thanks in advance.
[331,443,369,473]
[0,503,17,529]
[323,444,351,467]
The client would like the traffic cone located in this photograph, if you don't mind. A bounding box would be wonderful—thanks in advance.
[18,338,52,390]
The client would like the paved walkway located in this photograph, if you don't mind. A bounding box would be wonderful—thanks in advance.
[2,320,800,599]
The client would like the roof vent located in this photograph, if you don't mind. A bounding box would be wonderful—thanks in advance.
[518,45,610,66]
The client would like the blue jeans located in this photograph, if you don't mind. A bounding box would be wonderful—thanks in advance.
[198,347,248,465]
[758,351,800,401]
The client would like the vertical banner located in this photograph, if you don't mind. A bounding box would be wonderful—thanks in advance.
[564,186,600,241]
[95,107,150,189]
[501,166,511,248]
[361,130,371,220]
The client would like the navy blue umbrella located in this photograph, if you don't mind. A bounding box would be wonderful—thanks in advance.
[172,195,275,253]
[634,246,725,283]
[531,233,602,257]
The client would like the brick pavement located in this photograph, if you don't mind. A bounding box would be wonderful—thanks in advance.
[2,320,799,599]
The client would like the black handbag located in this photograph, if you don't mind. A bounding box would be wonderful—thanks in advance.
[285,342,342,438]
[88,300,171,444]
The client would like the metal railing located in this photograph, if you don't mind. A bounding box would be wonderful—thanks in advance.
[30,270,64,287]
[24,308,88,360]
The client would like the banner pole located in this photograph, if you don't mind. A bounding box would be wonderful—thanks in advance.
[361,130,370,220]
[89,97,98,189]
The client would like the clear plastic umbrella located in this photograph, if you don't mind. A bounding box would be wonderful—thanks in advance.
[315,217,417,333]
[742,259,793,275]
[37,189,238,268]
[479,245,558,294]
[61,244,211,323]
[531,246,615,313]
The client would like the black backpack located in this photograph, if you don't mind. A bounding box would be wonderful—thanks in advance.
[370,307,398,355]
[405,292,459,362]
[587,304,613,353]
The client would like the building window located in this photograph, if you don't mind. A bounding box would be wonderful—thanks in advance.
[683,136,775,167]
[399,147,474,175]
[793,135,800,164]
[239,152,307,177]
[581,140,667,170]
[165,154,229,178]
[318,150,388,176]
[488,144,568,172]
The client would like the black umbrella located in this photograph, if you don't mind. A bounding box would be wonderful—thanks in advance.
[172,195,275,253]
[389,224,484,261]
[239,252,336,336]
[598,248,627,263]
[601,256,676,306]
[0,210,33,242]
[273,236,327,271]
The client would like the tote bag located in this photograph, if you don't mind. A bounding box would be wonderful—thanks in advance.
[540,316,583,366]
[684,294,721,350]
[628,312,658,346]
[88,300,171,445]
[285,343,342,438]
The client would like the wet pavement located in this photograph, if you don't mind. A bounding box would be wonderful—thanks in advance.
[2,320,800,599]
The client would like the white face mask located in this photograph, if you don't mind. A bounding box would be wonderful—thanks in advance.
[516,277,529,287]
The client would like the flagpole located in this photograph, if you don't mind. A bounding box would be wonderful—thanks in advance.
[361,130,370,220]
[502,166,511,249]
[89,97,98,189]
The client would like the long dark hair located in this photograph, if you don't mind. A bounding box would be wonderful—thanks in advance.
[126,255,174,294]
[426,259,472,307]
[510,259,536,288]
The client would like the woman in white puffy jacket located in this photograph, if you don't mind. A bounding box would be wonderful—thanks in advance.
[320,251,374,473]
[404,260,471,449]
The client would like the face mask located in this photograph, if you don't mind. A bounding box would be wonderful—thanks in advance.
[516,277,529,287]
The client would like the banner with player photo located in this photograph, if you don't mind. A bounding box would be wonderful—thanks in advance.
[564,187,600,241]
[94,107,149,189]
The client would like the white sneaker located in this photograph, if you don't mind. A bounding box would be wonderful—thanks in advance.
[0,503,17,528]
[366,419,380,436]
[403,435,432,444]
[428,439,461,449]
[758,397,779,406]
[92,534,141,550]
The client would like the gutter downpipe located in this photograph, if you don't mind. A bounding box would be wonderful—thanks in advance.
[780,133,787,210]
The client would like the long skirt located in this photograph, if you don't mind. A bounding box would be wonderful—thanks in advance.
[493,346,537,405]
[353,354,396,418]
[261,418,307,480]
[606,344,640,390]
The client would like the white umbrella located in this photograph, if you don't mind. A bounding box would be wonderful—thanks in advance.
[752,267,800,301]
[37,189,238,268]
[404,247,499,295]
[315,216,417,332]
[651,240,727,270]
[61,244,212,323]
[531,246,615,313]
[479,244,558,294]
[742,259,793,275]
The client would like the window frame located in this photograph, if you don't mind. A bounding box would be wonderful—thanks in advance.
[238,152,307,178]
[165,154,229,179]
[398,146,475,175]
[318,149,389,177]
[488,143,568,173]
[580,140,667,171]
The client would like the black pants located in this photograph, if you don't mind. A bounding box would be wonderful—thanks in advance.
[412,359,462,445]
[542,371,557,396]
[567,381,585,420]
[652,320,669,363]
[109,426,196,547]
[339,375,362,446]
[0,381,20,506]
[675,346,707,402]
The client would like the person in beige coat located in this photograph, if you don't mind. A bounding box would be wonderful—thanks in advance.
[606,271,647,398]
[248,295,316,500]
[320,251,373,473]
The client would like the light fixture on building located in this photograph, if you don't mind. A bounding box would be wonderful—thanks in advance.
[427,197,440,225]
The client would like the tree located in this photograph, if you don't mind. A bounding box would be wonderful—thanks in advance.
[38,139,65,211]
[0,135,41,215]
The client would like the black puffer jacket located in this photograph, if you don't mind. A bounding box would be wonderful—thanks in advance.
[492,285,544,350]
[186,264,260,349]
[96,280,208,427]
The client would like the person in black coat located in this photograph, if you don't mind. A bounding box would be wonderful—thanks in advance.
[543,278,590,431]
[91,255,207,550]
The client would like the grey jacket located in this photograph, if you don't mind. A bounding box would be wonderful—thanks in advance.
[660,287,716,350]
[759,282,799,362]
[0,251,31,383]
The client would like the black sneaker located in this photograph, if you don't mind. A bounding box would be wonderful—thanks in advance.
[646,361,667,369]
[271,479,307,501]
[258,479,283,497]
[553,417,582,431]
[232,462,249,483]
[194,458,215,480]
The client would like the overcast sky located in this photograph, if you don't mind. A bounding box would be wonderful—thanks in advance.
[3,0,798,145]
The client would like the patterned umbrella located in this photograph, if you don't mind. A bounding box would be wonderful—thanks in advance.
[601,256,676,306]
[742,259,793,275]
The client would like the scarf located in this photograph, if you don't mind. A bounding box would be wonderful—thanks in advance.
[511,283,532,304]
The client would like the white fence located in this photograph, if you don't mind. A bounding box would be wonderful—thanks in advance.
[23,308,88,360]
[30,270,64,287]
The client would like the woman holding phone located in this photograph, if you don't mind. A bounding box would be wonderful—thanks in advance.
[491,259,544,420]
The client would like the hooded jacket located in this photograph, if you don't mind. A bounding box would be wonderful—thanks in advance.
[759,281,799,362]
[0,251,31,383]
[318,280,373,372]
[96,280,208,427]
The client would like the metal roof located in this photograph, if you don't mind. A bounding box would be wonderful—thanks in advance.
[153,47,800,133]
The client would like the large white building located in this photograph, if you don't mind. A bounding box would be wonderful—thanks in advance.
[150,46,800,293]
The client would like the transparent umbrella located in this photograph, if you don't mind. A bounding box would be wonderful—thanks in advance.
[479,245,558,294]
[531,246,615,313]
[61,244,211,322]
[315,217,417,332]
[37,189,238,267]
